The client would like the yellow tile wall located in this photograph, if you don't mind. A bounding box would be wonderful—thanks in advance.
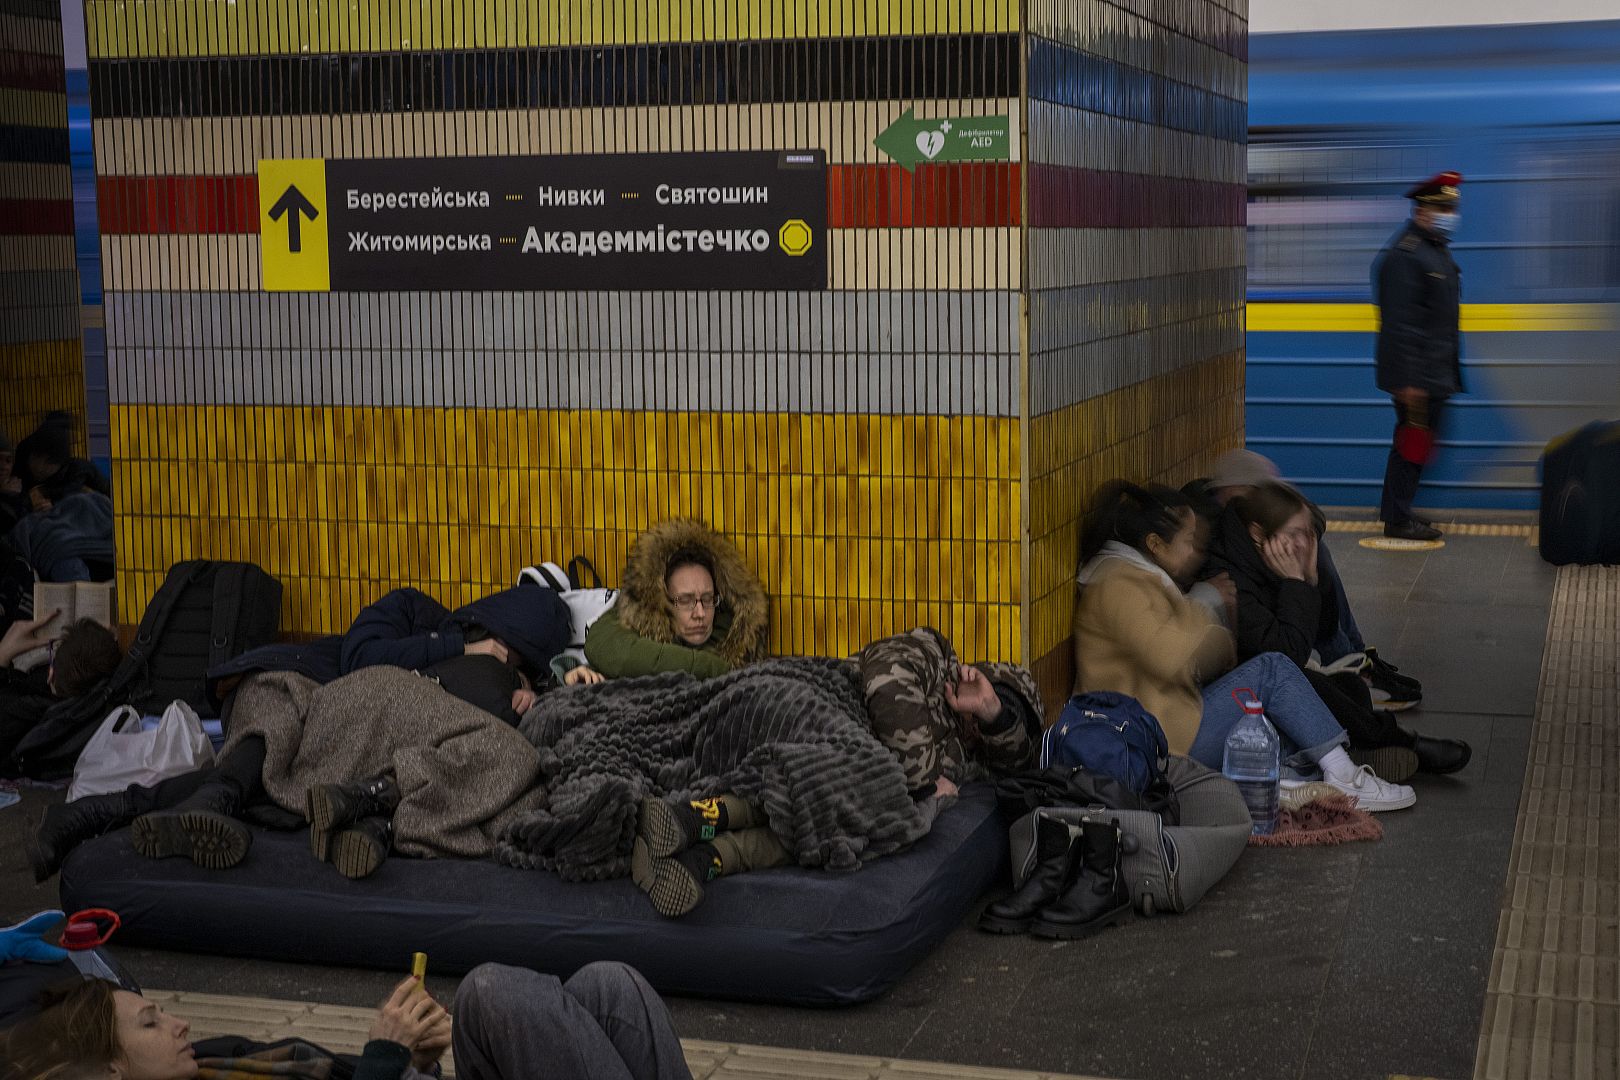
[0,341,87,453]
[1025,352,1246,702]
[111,405,1023,662]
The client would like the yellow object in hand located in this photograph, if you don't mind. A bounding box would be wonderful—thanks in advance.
[411,952,427,981]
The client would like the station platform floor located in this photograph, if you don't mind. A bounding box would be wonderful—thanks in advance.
[1,516,1611,1080]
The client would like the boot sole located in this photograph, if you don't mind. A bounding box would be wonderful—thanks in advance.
[1349,746,1420,784]
[630,838,704,917]
[638,798,689,858]
[1030,902,1131,940]
[977,912,1036,935]
[331,827,388,879]
[131,811,250,870]
[306,785,348,862]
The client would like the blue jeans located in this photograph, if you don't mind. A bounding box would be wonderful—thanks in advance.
[1316,542,1365,662]
[1189,653,1348,775]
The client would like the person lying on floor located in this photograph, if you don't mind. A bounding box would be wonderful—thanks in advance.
[0,961,693,1080]
[1073,480,1416,812]
[1202,481,1469,778]
[1183,449,1425,711]
[575,518,767,681]
[205,581,575,716]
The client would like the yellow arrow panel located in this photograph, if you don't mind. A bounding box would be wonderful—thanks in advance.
[258,159,330,292]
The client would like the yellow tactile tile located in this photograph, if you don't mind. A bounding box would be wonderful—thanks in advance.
[1474,566,1620,1080]
[148,988,1117,1080]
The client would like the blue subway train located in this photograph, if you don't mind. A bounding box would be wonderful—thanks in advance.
[1247,20,1620,511]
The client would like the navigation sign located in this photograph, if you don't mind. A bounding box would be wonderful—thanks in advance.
[257,158,330,291]
[256,150,827,293]
[873,108,1011,171]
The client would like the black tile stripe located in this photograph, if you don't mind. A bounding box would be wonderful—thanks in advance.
[0,0,60,22]
[0,124,69,163]
[87,34,1021,119]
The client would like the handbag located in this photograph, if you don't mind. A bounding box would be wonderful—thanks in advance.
[517,559,618,656]
[67,700,216,801]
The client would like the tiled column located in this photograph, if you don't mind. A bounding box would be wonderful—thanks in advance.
[87,1,1244,678]
[0,0,83,447]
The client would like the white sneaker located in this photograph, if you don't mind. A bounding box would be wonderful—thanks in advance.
[1326,765,1416,812]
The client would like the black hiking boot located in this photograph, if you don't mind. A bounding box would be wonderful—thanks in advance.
[1032,817,1132,940]
[331,816,393,879]
[30,789,137,882]
[307,775,400,861]
[979,814,1077,934]
[130,776,253,870]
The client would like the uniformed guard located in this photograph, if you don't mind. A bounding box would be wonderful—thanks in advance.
[1372,171,1463,541]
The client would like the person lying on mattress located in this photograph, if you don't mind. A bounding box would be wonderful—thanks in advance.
[0,960,694,1080]
[28,581,577,884]
[569,518,769,682]
[204,578,581,717]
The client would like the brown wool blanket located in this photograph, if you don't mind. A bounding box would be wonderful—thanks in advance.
[221,668,544,859]
[495,658,931,881]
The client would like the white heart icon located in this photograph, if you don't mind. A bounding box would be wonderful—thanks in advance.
[915,130,945,160]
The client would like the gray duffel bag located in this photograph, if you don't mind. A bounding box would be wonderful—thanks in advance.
[1008,756,1252,915]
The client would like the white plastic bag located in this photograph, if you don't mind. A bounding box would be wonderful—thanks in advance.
[68,700,216,801]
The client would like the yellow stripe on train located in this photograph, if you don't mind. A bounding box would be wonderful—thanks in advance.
[1246,303,1615,333]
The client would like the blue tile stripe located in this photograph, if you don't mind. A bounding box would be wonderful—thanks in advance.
[1027,36,1245,143]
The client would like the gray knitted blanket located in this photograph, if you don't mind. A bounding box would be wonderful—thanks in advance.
[494,658,930,881]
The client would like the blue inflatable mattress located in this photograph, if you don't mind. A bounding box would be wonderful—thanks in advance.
[60,785,1005,1006]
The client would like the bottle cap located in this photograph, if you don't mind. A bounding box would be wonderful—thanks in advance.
[60,909,120,950]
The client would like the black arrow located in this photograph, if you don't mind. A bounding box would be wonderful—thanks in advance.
[268,184,319,253]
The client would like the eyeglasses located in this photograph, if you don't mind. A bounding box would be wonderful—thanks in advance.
[669,592,720,613]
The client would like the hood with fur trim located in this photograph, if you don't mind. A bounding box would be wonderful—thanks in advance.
[616,519,768,666]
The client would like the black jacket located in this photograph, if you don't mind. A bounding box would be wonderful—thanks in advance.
[1373,221,1463,399]
[207,585,568,707]
[1201,505,1339,667]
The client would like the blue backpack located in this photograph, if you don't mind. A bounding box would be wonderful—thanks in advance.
[1040,691,1170,794]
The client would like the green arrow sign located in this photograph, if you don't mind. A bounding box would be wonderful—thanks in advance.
[873,107,1011,171]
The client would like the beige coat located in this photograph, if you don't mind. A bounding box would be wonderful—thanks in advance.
[1072,557,1236,755]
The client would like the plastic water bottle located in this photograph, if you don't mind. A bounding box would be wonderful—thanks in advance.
[62,910,140,992]
[1223,692,1280,836]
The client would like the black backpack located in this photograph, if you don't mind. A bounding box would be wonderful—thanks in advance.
[6,561,282,780]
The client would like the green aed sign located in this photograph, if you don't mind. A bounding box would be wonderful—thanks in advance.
[873,108,1012,171]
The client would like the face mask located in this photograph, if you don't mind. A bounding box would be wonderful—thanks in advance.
[1429,211,1459,236]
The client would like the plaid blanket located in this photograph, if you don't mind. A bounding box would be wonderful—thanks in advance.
[196,1043,333,1080]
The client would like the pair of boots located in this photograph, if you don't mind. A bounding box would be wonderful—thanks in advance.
[629,795,779,918]
[980,815,1133,939]
[306,775,400,879]
[31,774,259,880]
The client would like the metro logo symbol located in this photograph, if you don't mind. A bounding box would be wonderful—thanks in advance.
[778,219,813,257]
[258,158,330,291]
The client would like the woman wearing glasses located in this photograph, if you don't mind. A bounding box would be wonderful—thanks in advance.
[580,519,768,681]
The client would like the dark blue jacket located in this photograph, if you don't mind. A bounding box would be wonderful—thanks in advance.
[208,585,569,708]
[1373,221,1464,399]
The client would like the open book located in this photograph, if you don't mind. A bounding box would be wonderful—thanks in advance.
[33,581,115,636]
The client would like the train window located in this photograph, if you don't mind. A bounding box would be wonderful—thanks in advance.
[1246,134,1428,300]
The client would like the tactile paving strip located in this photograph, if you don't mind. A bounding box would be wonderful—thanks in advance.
[1475,565,1620,1080]
[145,989,1116,1080]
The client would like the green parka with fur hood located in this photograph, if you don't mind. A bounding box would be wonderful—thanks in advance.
[583,519,769,679]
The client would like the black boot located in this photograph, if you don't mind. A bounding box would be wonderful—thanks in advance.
[1411,734,1472,775]
[1032,817,1132,940]
[30,790,138,882]
[307,775,400,861]
[980,814,1077,934]
[130,776,252,870]
[330,816,393,879]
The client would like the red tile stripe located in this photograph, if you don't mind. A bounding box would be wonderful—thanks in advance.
[1028,164,1244,228]
[827,163,1021,228]
[100,164,1026,235]
[97,175,260,234]
[0,198,73,235]
[0,50,64,93]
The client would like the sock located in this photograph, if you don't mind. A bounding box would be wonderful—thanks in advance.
[674,795,760,842]
[674,841,724,883]
[1319,747,1361,783]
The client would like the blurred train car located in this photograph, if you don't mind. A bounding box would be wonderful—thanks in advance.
[1247,20,1620,510]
